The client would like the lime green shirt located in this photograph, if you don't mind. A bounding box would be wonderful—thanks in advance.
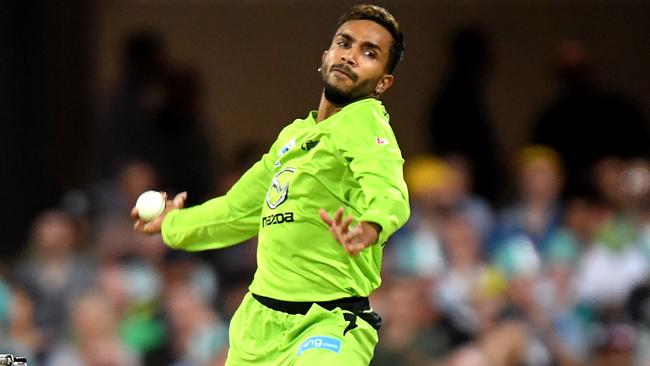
[161,98,410,301]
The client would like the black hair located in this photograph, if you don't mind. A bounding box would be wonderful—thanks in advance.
[336,4,404,74]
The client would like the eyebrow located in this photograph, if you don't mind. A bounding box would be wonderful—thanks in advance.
[336,32,383,54]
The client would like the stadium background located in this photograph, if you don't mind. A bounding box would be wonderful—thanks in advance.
[0,1,649,365]
[2,0,649,250]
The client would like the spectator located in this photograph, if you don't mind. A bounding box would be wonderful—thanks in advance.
[437,212,488,339]
[428,26,502,204]
[372,275,461,365]
[163,286,228,366]
[155,65,218,204]
[92,31,217,206]
[441,155,495,244]
[627,282,650,366]
[388,155,452,279]
[45,290,140,366]
[490,146,565,256]
[12,210,95,353]
[92,31,170,184]
[93,160,167,263]
[574,158,649,308]
[531,40,650,193]
[540,190,598,363]
[95,261,166,358]
[492,237,571,363]
[0,283,41,363]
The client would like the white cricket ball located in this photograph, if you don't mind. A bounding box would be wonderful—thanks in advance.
[135,190,165,222]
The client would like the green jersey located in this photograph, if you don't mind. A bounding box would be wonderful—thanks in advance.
[161,98,410,301]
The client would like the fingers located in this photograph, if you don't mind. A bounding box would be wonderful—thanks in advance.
[171,191,187,209]
[133,218,153,234]
[133,217,151,232]
[333,207,343,225]
[133,217,163,235]
[319,207,366,256]
[319,209,333,226]
[343,225,363,242]
[342,226,365,256]
[320,207,345,227]
[143,221,159,233]
[341,215,354,234]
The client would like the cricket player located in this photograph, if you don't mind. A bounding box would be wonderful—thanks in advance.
[133,4,409,365]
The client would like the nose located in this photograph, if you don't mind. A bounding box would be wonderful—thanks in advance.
[340,48,357,66]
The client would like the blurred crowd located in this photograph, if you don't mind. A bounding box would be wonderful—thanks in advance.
[374,151,650,366]
[0,158,237,365]
[1,27,649,366]
[371,28,650,366]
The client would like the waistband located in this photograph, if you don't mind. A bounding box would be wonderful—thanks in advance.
[252,293,370,315]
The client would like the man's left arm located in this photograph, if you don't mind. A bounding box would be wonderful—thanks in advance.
[322,110,410,254]
[348,139,410,245]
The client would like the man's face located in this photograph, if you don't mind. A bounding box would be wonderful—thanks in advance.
[320,19,394,106]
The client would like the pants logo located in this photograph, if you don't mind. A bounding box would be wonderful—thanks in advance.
[297,336,341,356]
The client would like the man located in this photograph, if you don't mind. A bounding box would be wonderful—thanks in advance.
[133,4,409,365]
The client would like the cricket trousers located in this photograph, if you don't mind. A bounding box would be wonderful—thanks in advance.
[225,292,380,365]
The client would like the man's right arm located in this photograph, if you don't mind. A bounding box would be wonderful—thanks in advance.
[160,155,273,251]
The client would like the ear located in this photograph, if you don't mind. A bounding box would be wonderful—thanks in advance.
[322,50,328,63]
[374,74,395,95]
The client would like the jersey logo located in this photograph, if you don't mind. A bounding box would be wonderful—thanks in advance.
[301,139,319,151]
[376,137,388,145]
[297,336,342,356]
[266,168,295,209]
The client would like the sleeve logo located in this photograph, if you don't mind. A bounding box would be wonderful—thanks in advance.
[266,168,296,209]
[376,137,388,145]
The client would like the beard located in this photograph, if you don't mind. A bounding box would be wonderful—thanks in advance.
[321,63,377,106]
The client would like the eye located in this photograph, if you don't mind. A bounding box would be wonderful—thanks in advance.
[336,40,350,48]
[364,50,377,59]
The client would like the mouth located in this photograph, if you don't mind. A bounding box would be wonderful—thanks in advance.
[330,65,356,80]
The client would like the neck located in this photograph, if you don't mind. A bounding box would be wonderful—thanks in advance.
[316,93,379,123]
[316,92,343,123]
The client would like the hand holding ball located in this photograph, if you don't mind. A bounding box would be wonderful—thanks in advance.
[132,191,186,234]
[135,190,166,222]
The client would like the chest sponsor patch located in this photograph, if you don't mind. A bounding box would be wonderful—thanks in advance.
[296,336,342,356]
[261,212,294,227]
